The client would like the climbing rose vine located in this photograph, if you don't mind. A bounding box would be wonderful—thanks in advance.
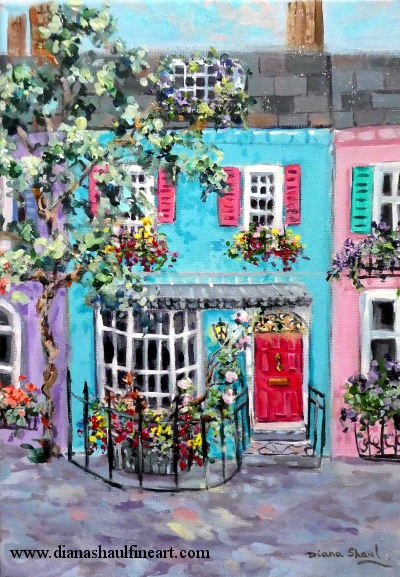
[225,225,305,270]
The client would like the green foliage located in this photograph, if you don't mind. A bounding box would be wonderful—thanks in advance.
[0,1,251,311]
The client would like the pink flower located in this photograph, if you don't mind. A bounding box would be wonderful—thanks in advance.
[222,389,234,405]
[234,310,250,325]
[225,371,238,384]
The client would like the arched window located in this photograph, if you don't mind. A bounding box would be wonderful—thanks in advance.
[0,300,21,388]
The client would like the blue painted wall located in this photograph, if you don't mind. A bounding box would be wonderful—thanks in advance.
[68,127,333,452]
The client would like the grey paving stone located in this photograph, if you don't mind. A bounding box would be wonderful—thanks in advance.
[355,70,384,90]
[384,70,400,90]
[259,53,287,76]
[354,108,386,127]
[274,76,307,96]
[332,53,366,70]
[333,111,355,129]
[294,95,329,114]
[278,114,308,127]
[263,95,294,115]
[384,109,400,125]
[307,74,330,96]
[332,70,355,92]
[286,52,328,75]
[2,441,400,577]
[247,76,274,97]
[341,90,373,111]
[371,93,400,109]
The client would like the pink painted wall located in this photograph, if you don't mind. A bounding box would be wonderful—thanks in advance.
[332,126,400,456]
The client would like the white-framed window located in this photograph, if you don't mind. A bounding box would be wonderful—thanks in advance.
[96,309,203,409]
[0,177,14,250]
[0,300,21,388]
[373,163,400,229]
[119,164,155,232]
[171,59,245,103]
[243,165,284,229]
[361,289,400,374]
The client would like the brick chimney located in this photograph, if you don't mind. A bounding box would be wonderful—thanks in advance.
[7,14,27,57]
[286,1,324,50]
[29,3,50,58]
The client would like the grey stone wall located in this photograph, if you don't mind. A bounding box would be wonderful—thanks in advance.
[233,51,331,128]
[332,54,400,128]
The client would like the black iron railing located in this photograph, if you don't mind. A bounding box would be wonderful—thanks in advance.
[66,370,250,491]
[307,386,326,458]
[355,420,400,461]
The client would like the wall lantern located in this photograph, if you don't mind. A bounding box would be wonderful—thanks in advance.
[212,318,228,343]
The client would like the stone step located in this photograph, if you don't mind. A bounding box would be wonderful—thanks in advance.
[243,453,321,469]
[243,438,320,469]
[252,427,307,442]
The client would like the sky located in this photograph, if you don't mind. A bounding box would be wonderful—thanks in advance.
[0,0,400,53]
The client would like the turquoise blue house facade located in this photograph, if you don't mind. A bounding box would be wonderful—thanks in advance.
[68,121,333,463]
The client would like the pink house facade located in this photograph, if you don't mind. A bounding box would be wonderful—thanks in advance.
[332,126,400,457]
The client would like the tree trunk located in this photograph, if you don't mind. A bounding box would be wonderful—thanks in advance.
[36,283,60,459]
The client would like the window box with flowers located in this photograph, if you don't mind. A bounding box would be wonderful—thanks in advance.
[340,356,400,460]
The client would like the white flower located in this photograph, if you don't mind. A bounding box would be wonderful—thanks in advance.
[178,377,193,390]
[225,371,238,384]
[222,389,235,405]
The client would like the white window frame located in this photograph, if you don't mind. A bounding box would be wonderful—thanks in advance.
[170,59,245,103]
[96,309,204,409]
[0,177,14,250]
[360,289,400,374]
[0,299,21,387]
[372,162,400,230]
[118,164,155,232]
[243,165,284,230]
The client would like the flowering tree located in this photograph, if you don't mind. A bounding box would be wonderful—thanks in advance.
[0,1,250,457]
[327,221,400,290]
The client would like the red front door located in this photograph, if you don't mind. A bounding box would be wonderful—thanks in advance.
[255,332,303,422]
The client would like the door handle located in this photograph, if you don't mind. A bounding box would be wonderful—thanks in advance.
[275,353,284,372]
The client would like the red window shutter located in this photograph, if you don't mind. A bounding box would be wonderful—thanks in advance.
[218,167,241,226]
[284,164,301,225]
[89,165,108,216]
[157,169,176,223]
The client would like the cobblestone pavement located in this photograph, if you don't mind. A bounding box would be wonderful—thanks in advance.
[1,439,400,577]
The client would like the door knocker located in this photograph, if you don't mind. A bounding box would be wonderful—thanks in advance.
[275,353,284,372]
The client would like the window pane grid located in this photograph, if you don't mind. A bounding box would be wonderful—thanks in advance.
[249,172,275,226]
[98,309,200,408]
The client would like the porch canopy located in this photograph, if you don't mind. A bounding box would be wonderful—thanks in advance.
[143,283,312,310]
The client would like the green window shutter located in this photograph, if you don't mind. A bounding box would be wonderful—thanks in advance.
[350,166,374,234]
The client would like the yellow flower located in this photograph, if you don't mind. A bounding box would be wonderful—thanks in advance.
[155,416,160,423]
[151,427,157,434]
[141,216,152,228]
[89,435,96,443]
[294,234,301,241]
[104,245,114,253]
[271,228,279,237]
[95,431,102,438]
[103,227,109,233]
